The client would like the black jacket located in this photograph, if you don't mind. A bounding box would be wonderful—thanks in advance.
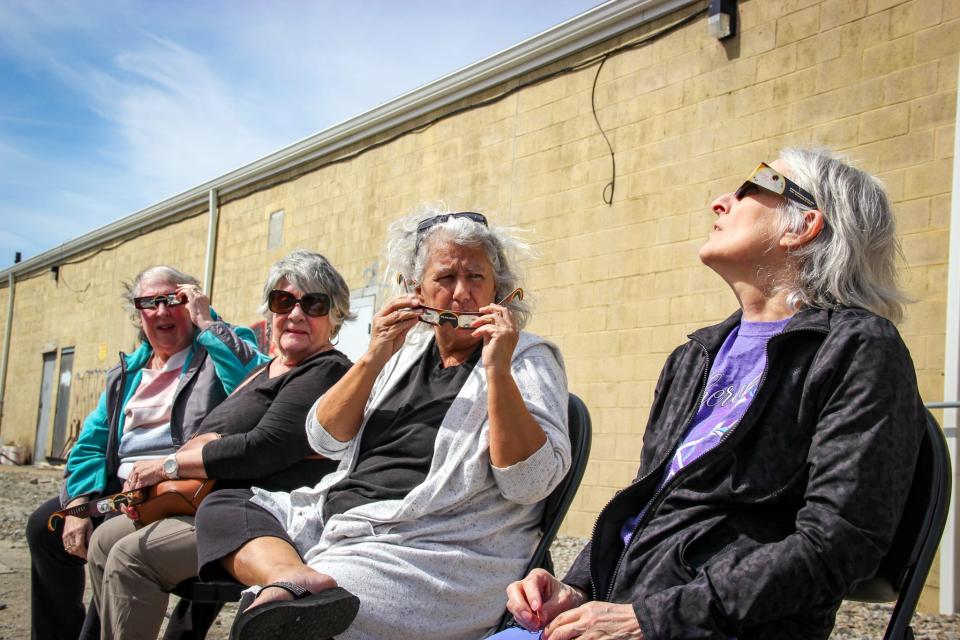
[564,307,925,639]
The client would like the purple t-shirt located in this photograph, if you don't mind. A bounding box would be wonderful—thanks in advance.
[620,317,792,544]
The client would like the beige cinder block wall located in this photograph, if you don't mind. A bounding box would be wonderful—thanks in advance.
[0,0,955,610]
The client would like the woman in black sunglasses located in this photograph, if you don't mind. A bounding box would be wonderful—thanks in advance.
[195,209,572,640]
[84,250,355,640]
[25,264,264,640]
[504,148,926,640]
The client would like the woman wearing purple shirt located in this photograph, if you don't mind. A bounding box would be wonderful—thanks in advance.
[503,148,926,640]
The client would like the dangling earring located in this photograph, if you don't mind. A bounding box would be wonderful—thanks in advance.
[331,334,340,346]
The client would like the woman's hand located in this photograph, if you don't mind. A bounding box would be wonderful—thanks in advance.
[542,602,644,640]
[506,568,587,632]
[123,458,166,492]
[364,295,421,368]
[178,284,214,331]
[471,301,520,372]
[61,497,93,559]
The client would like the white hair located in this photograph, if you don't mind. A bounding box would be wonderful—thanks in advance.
[260,249,355,338]
[774,147,907,323]
[384,205,534,329]
[122,265,201,341]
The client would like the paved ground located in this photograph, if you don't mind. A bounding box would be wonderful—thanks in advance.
[1,464,958,639]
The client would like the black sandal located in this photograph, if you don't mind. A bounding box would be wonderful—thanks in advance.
[229,581,360,640]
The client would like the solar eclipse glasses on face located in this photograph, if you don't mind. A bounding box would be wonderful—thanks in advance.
[397,273,523,330]
[267,290,331,317]
[133,293,186,310]
[735,162,818,210]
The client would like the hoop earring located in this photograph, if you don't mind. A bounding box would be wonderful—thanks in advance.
[331,334,339,346]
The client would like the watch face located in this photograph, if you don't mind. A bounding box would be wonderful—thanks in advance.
[164,457,177,475]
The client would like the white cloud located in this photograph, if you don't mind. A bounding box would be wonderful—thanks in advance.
[0,0,601,265]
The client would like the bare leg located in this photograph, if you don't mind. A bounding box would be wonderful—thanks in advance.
[223,536,337,610]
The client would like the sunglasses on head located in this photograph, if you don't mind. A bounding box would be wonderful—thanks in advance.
[267,290,331,317]
[414,212,488,253]
[735,162,819,210]
[133,293,185,310]
[397,273,523,330]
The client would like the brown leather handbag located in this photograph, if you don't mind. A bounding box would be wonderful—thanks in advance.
[46,478,217,531]
[136,479,216,524]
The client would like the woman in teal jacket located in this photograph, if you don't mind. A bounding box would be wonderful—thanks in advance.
[25,265,266,640]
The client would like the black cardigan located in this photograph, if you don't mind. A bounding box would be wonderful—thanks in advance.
[197,349,351,492]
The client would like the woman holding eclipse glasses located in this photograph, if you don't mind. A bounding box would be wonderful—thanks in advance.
[26,265,263,640]
[501,148,925,640]
[193,209,571,640]
[81,250,354,640]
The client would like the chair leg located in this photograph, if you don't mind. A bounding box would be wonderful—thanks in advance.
[162,599,224,640]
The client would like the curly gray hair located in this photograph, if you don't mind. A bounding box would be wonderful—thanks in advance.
[385,205,534,329]
[773,147,907,323]
[259,250,355,338]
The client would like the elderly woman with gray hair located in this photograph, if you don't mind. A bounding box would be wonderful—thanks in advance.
[193,210,571,640]
[503,148,926,640]
[84,250,354,640]
[26,265,263,640]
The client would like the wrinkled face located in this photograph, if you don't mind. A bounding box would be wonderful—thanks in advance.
[137,276,194,357]
[698,159,792,281]
[418,240,496,346]
[270,278,333,364]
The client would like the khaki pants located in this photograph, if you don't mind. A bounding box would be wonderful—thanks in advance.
[87,514,198,640]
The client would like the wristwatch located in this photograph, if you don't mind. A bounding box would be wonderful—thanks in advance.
[163,453,180,480]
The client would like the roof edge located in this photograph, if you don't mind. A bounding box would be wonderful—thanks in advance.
[1,0,698,282]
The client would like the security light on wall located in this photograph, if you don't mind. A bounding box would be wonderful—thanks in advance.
[708,0,738,40]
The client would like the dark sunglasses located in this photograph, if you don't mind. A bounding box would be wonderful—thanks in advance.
[267,290,331,317]
[735,162,819,210]
[133,293,185,310]
[414,212,488,253]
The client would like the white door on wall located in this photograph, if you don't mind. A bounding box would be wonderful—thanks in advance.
[338,294,375,363]
[33,352,57,464]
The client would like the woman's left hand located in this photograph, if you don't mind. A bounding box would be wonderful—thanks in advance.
[123,459,166,492]
[178,284,214,331]
[471,302,519,372]
[543,602,644,640]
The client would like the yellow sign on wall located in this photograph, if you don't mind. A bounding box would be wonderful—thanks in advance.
[98,343,108,362]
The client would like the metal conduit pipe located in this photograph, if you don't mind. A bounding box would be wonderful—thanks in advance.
[203,188,219,297]
[0,273,16,434]
[939,60,960,615]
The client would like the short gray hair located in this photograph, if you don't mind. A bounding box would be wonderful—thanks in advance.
[260,250,354,338]
[122,265,201,341]
[774,147,907,323]
[385,205,534,329]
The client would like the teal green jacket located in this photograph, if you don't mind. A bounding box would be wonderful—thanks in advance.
[63,317,269,502]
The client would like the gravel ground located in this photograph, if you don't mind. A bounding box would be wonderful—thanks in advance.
[2,464,958,639]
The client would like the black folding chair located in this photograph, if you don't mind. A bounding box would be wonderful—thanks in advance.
[167,392,593,640]
[846,409,952,640]
[493,392,593,632]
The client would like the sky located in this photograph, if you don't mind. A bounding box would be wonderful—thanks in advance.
[0,0,601,267]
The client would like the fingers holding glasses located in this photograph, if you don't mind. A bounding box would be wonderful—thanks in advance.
[472,302,519,370]
[366,296,422,365]
[177,284,214,330]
